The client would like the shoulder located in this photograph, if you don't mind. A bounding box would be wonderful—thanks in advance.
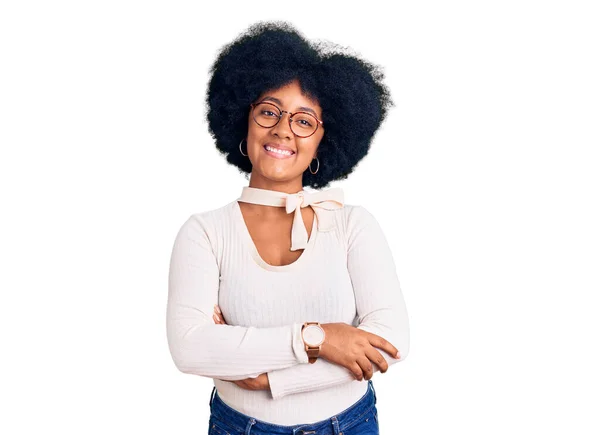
[342,203,379,232]
[336,203,390,252]
[174,200,238,242]
[189,200,237,226]
[343,203,375,221]
[323,203,381,250]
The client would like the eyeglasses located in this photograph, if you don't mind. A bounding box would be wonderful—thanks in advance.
[250,101,324,138]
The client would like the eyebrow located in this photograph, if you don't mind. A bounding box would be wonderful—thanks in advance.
[260,96,319,118]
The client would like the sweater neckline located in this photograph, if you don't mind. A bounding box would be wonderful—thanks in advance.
[232,200,317,272]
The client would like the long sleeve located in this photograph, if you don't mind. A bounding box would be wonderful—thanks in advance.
[267,205,410,399]
[166,215,309,380]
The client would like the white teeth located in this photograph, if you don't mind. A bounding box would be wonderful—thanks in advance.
[265,145,293,156]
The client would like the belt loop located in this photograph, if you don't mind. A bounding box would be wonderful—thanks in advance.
[330,416,341,435]
[245,418,256,434]
[209,386,217,412]
[369,380,377,404]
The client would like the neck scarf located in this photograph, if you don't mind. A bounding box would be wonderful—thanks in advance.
[237,186,345,251]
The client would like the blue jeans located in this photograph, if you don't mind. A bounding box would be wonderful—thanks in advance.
[208,380,379,435]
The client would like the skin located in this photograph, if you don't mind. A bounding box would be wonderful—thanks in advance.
[213,80,400,391]
[245,79,324,195]
[238,79,323,272]
[217,79,324,391]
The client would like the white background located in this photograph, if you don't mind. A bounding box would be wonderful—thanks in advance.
[1,1,599,434]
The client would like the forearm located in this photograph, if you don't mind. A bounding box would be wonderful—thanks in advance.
[267,320,406,399]
[267,356,356,399]
[166,310,309,378]
[356,304,410,364]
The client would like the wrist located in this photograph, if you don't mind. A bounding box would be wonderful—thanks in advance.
[293,323,310,363]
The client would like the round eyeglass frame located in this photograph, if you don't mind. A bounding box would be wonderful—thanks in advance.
[250,101,324,138]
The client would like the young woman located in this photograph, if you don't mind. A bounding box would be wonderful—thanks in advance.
[167,21,410,435]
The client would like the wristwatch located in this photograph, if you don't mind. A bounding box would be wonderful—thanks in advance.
[301,322,325,364]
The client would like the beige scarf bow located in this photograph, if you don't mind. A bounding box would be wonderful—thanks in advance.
[238,187,345,251]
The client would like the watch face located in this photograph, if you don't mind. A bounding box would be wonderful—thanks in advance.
[303,325,325,346]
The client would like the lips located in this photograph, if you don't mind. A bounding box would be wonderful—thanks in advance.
[263,143,295,158]
[264,143,295,154]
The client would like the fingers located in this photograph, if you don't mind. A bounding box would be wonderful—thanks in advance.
[364,347,389,373]
[213,305,226,324]
[349,362,365,381]
[356,356,374,381]
[367,332,400,360]
[321,344,361,381]
[356,348,390,381]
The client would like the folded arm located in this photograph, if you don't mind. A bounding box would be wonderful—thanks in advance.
[267,205,410,399]
[166,215,309,380]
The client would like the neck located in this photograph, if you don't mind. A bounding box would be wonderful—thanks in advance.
[248,172,304,194]
[241,172,305,219]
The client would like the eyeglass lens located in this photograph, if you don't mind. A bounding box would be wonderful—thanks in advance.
[252,102,318,137]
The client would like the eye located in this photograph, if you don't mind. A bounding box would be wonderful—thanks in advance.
[293,113,316,129]
[261,110,278,117]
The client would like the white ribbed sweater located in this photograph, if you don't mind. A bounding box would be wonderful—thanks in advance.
[166,198,409,425]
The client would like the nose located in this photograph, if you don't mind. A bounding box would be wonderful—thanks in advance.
[271,111,293,139]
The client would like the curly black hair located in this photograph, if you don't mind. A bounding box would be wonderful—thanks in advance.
[206,21,393,189]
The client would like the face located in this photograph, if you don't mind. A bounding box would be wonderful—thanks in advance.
[246,80,324,186]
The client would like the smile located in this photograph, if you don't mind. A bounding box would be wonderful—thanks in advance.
[263,145,295,159]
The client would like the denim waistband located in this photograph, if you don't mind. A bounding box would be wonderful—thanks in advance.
[209,380,377,435]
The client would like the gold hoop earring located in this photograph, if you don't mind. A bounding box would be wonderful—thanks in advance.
[309,157,320,175]
[239,139,248,157]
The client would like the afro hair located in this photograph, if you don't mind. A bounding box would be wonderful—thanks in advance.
[206,21,393,189]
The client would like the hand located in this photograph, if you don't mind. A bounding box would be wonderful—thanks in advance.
[213,304,226,325]
[319,322,401,381]
[214,305,399,382]
[213,305,270,391]
[231,373,270,391]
